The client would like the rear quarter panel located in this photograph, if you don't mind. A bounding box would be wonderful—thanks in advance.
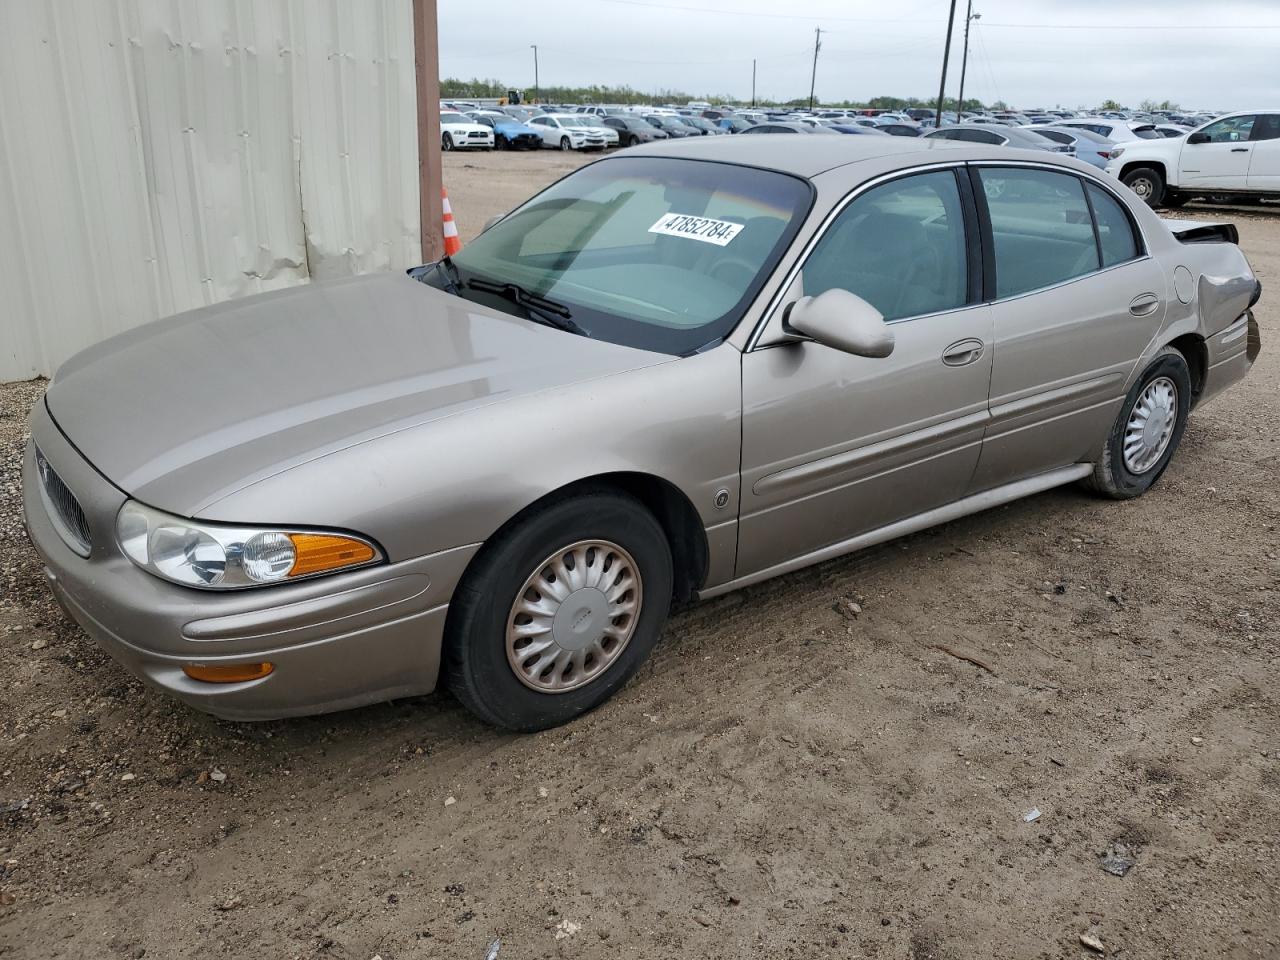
[1128,206,1258,401]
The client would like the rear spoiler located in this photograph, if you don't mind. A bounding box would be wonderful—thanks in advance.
[1162,219,1239,245]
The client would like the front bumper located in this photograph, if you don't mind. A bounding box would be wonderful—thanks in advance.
[22,400,478,721]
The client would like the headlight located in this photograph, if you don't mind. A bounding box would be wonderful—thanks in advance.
[116,501,381,589]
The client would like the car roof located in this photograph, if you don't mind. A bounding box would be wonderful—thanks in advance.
[624,133,1008,177]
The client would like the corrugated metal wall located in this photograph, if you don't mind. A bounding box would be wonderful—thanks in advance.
[0,0,421,382]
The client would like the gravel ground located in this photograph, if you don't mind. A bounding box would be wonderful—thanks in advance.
[1,151,1277,960]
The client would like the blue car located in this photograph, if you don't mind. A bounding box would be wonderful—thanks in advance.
[466,112,543,150]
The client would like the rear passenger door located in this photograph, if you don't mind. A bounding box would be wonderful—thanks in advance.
[1246,114,1280,192]
[971,165,1166,491]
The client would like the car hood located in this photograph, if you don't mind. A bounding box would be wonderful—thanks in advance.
[45,272,669,517]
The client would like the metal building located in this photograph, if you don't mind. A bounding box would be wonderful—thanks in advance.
[0,0,422,382]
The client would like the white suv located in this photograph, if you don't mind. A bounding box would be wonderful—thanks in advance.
[1105,110,1280,207]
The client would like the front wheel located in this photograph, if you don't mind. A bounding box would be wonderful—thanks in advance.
[441,133,454,152]
[444,492,673,732]
[1083,346,1191,499]
[559,135,572,151]
[1122,166,1165,207]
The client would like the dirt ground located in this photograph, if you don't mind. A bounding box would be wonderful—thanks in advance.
[1,147,1278,960]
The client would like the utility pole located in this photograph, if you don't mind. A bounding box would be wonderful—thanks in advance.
[934,0,958,130]
[411,0,443,263]
[808,27,823,110]
[751,58,756,108]
[530,45,539,103]
[956,3,980,121]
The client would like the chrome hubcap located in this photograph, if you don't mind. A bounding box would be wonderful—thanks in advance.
[505,540,642,694]
[1123,376,1178,474]
[1131,177,1153,199]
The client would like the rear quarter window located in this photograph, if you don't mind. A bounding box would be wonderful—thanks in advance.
[1086,184,1140,267]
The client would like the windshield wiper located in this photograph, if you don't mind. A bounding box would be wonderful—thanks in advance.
[434,255,462,295]
[466,278,590,337]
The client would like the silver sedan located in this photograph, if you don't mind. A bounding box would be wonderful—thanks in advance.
[24,137,1262,731]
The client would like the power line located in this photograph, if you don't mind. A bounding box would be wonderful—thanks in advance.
[600,0,1280,28]
[600,0,942,23]
[980,21,1280,29]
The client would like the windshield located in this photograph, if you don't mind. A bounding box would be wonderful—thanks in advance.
[440,112,468,124]
[428,157,813,355]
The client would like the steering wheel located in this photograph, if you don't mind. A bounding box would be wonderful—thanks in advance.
[708,255,759,288]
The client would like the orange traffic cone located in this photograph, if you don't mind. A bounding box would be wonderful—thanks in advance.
[441,186,462,256]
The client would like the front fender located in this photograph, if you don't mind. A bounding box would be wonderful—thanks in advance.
[201,347,744,568]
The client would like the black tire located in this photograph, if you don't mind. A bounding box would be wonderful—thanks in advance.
[1121,166,1164,208]
[441,133,454,152]
[626,134,639,147]
[444,492,673,732]
[559,135,572,151]
[1083,346,1192,499]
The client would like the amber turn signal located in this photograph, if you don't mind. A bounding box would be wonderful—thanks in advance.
[287,533,377,577]
[183,662,275,684]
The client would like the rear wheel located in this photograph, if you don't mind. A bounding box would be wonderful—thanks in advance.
[1083,347,1191,499]
[445,492,673,732]
[1121,166,1164,208]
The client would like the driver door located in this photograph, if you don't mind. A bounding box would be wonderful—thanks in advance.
[737,168,993,578]
[1179,115,1257,189]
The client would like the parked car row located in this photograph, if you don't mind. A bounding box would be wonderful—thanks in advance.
[440,98,1280,210]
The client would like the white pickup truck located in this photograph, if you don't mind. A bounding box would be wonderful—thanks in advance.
[1106,110,1280,208]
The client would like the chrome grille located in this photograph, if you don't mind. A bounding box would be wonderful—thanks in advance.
[35,446,92,556]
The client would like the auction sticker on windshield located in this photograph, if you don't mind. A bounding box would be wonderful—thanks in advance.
[648,212,744,246]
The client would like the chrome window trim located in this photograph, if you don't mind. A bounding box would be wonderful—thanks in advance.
[744,160,969,352]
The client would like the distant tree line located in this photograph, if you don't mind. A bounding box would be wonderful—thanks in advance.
[440,77,1173,114]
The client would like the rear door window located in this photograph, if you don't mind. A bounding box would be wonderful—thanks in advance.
[979,168,1099,298]
[1250,115,1280,141]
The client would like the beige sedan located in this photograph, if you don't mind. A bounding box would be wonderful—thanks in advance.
[24,137,1261,731]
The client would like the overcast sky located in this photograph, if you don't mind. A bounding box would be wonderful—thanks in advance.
[438,0,1280,109]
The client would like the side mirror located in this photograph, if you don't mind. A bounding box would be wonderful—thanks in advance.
[1187,130,1208,145]
[784,289,895,358]
[482,213,505,233]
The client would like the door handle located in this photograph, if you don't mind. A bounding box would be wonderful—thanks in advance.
[1231,147,1250,153]
[1129,293,1161,317]
[942,338,985,366]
